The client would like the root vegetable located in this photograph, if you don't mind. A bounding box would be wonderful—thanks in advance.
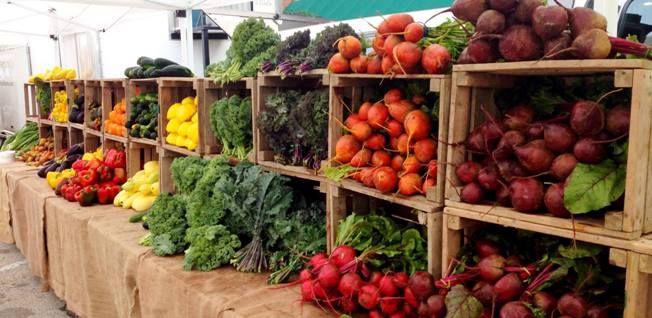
[557,293,589,318]
[476,9,506,34]
[561,3,607,37]
[351,148,373,167]
[414,139,437,163]
[368,103,390,129]
[545,32,574,59]
[391,155,405,172]
[399,173,423,195]
[372,150,391,167]
[309,253,329,269]
[378,21,391,35]
[361,167,376,187]
[494,130,526,161]
[451,0,488,24]
[337,36,362,59]
[374,167,399,193]
[404,285,419,308]
[381,298,402,315]
[350,55,368,73]
[476,239,501,257]
[345,113,363,129]
[551,153,578,181]
[388,100,416,122]
[467,39,499,63]
[421,44,451,74]
[478,254,506,283]
[368,55,383,74]
[384,88,404,105]
[533,291,558,315]
[301,281,314,301]
[426,295,446,317]
[404,22,425,43]
[384,35,404,58]
[402,156,421,174]
[404,110,432,143]
[504,105,535,132]
[338,272,363,297]
[359,284,381,309]
[587,305,609,318]
[349,121,373,141]
[571,29,612,59]
[499,25,543,61]
[336,135,362,163]
[545,183,571,218]
[408,271,435,301]
[544,123,577,153]
[497,185,511,206]
[358,101,372,121]
[370,272,383,286]
[456,160,481,184]
[461,182,485,203]
[515,139,555,174]
[386,13,414,33]
[478,167,501,191]
[369,310,384,318]
[328,53,351,73]
[500,301,535,318]
[317,263,341,289]
[393,42,422,70]
[472,281,496,306]
[514,0,544,23]
[386,119,404,138]
[606,105,630,136]
[489,0,517,13]
[532,5,569,40]
[341,297,359,313]
[393,272,409,289]
[331,245,356,268]
[426,160,437,178]
[299,269,312,282]
[573,137,606,164]
[379,275,399,296]
[509,178,544,213]
[527,122,544,140]
[382,55,395,74]
[497,160,528,181]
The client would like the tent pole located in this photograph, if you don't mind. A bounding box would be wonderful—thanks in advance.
[181,8,195,74]
[96,31,104,78]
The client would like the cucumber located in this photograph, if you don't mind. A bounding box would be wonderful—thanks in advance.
[157,65,193,77]
[129,211,148,223]
[154,58,178,68]
[143,66,156,78]
[137,56,155,68]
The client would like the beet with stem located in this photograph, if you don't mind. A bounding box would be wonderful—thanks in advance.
[570,101,605,136]
[532,5,569,40]
[544,183,571,218]
[573,137,607,164]
[509,178,544,213]
[514,0,544,23]
[551,153,578,181]
[499,25,543,61]
[606,105,630,136]
[476,9,506,34]
[514,139,555,174]
[544,32,574,59]
[544,123,577,154]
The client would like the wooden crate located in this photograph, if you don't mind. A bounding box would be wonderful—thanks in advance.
[445,60,652,241]
[68,125,84,147]
[200,78,256,157]
[328,74,451,208]
[83,131,101,154]
[158,78,199,156]
[126,142,158,178]
[49,80,68,126]
[327,183,442,277]
[23,83,39,122]
[255,71,329,182]
[53,125,69,154]
[38,124,52,140]
[158,147,185,194]
[126,78,159,147]
[101,79,128,139]
[84,80,103,134]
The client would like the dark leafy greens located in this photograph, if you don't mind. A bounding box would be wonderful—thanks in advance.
[209,95,253,160]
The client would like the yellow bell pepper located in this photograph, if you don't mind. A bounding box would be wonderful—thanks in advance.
[46,169,75,189]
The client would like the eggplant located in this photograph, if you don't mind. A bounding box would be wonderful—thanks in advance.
[75,96,85,106]
[43,163,59,176]
[37,165,49,178]
[66,154,82,163]
[75,111,84,124]
[67,144,83,156]
[55,164,66,172]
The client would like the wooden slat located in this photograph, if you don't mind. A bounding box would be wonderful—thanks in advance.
[609,248,628,268]
[453,59,652,74]
[623,252,652,318]
[337,179,440,213]
[84,80,102,132]
[427,212,443,278]
[257,160,325,183]
[83,131,101,153]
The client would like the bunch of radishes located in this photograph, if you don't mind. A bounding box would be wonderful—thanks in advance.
[328,13,453,75]
[449,0,652,63]
[456,99,629,216]
[300,244,444,317]
[332,87,438,196]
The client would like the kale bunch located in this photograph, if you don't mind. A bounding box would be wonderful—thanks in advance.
[183,225,241,272]
[185,156,232,229]
[146,194,189,256]
[269,30,311,76]
[209,95,253,160]
[300,23,356,71]
[170,156,207,194]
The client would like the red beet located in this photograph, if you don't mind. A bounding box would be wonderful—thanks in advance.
[497,160,528,182]
[496,186,511,206]
[544,123,577,153]
[467,39,499,63]
[338,272,363,297]
[514,0,543,23]
[478,167,501,191]
[472,281,496,306]
[587,305,609,318]
[544,183,571,218]
[451,0,488,24]
[499,25,543,62]
[475,239,501,257]
[533,291,558,315]
[494,273,523,303]
[404,285,418,308]
[461,182,485,204]
[514,139,555,174]
[532,5,569,40]
[426,295,446,317]
[500,301,535,318]
[571,28,612,59]
[573,137,606,164]
[392,272,409,289]
[551,153,578,181]
[372,150,392,167]
[421,44,451,74]
[504,105,535,132]
[545,32,574,59]
[478,254,505,283]
[381,298,402,315]
[359,284,381,310]
[317,263,341,289]
[476,9,506,34]
[509,178,544,213]
[527,122,544,140]
[606,105,630,136]
[341,297,359,313]
[408,271,435,301]
[457,47,472,64]
[565,5,607,37]
[489,0,517,13]
[456,160,481,184]
[331,245,356,268]
[557,293,589,318]
[494,130,526,160]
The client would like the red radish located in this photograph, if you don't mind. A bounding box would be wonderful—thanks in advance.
[391,155,405,172]
[368,103,390,129]
[359,284,381,309]
[399,173,423,195]
[467,39,499,63]
[514,139,555,174]
[499,25,543,61]
[386,13,414,33]
[386,119,404,138]
[393,272,409,289]
[557,293,589,318]
[335,135,361,163]
[341,297,359,313]
[496,185,511,206]
[299,269,312,282]
[509,178,545,213]
[504,105,535,132]
[309,253,329,269]
[404,22,425,43]
[514,0,543,23]
[388,100,416,122]
[421,44,451,74]
[404,286,418,308]
[350,148,372,167]
[494,130,526,160]
[426,160,437,178]
[500,301,535,318]
[545,32,574,59]
[426,295,446,317]
[380,298,402,315]
[472,281,496,306]
[559,2,607,37]
[475,239,500,257]
[382,55,395,74]
[450,0,489,24]
[476,9,505,34]
[338,272,363,297]
[312,281,328,299]
[373,35,386,55]
[368,55,383,74]
[544,123,577,153]
[551,153,578,181]
[328,53,351,73]
[345,113,363,129]
[497,160,528,181]
[384,88,404,105]
[404,110,432,143]
[331,245,356,268]
[349,121,373,141]
[571,28,612,59]
[478,254,506,282]
[573,137,606,164]
[350,55,368,73]
[408,272,435,301]
[371,150,391,167]
[396,134,413,155]
[402,156,421,174]
[533,291,558,315]
[374,167,399,193]
[413,139,437,163]
[384,35,404,58]
[301,280,313,301]
[489,0,517,13]
[461,182,484,203]
[606,105,630,136]
[455,161,481,184]
[317,263,341,289]
[369,271,383,286]
[360,167,376,187]
[366,134,387,151]
[358,101,372,121]
[337,36,362,59]
[532,5,569,40]
[379,275,399,296]
[527,122,544,140]
[494,273,523,303]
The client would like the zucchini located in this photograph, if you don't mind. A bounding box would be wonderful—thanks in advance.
[157,65,193,77]
[129,211,147,223]
[137,56,155,68]
[125,66,139,78]
[135,67,145,78]
[154,57,178,68]
[143,66,156,78]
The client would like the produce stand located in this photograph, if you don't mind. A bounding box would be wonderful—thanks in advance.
[23,83,39,123]
[0,163,39,244]
[254,70,329,182]
[126,141,158,178]
[127,78,159,147]
[158,77,200,156]
[50,80,68,128]
[66,79,85,133]
[445,60,652,241]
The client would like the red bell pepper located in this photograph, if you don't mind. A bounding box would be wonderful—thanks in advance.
[77,185,97,206]
[96,165,114,183]
[79,169,98,187]
[63,184,82,202]
[104,149,116,167]
[86,159,102,171]
[72,160,88,172]
[112,168,127,185]
[113,151,126,169]
[97,183,118,204]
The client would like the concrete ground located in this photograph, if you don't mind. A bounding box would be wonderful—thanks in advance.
[0,242,72,318]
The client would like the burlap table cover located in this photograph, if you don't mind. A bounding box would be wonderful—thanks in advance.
[8,171,54,287]
[137,253,331,318]
[0,162,38,243]
[86,209,150,318]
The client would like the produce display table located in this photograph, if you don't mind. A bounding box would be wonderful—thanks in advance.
[0,162,38,243]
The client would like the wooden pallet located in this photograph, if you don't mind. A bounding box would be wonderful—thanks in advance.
[445,61,652,240]
[23,83,39,122]
[254,71,330,182]
[126,142,158,178]
[101,79,128,138]
[84,80,103,134]
[327,183,443,277]
[201,78,256,158]
[158,77,198,155]
[328,74,451,207]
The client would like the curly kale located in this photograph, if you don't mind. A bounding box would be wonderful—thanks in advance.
[301,23,356,70]
[183,225,241,272]
[210,95,252,160]
[170,156,207,194]
[257,90,300,160]
[186,156,232,229]
[147,194,189,256]
[268,30,311,76]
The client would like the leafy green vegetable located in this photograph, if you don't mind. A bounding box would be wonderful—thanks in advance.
[564,159,626,214]
[35,81,52,114]
[210,95,253,160]
[300,23,356,70]
[183,225,241,272]
[275,29,311,64]
[185,157,231,228]
[147,194,188,256]
[1,123,38,154]
[170,156,207,194]
[444,285,483,318]
[419,19,474,60]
